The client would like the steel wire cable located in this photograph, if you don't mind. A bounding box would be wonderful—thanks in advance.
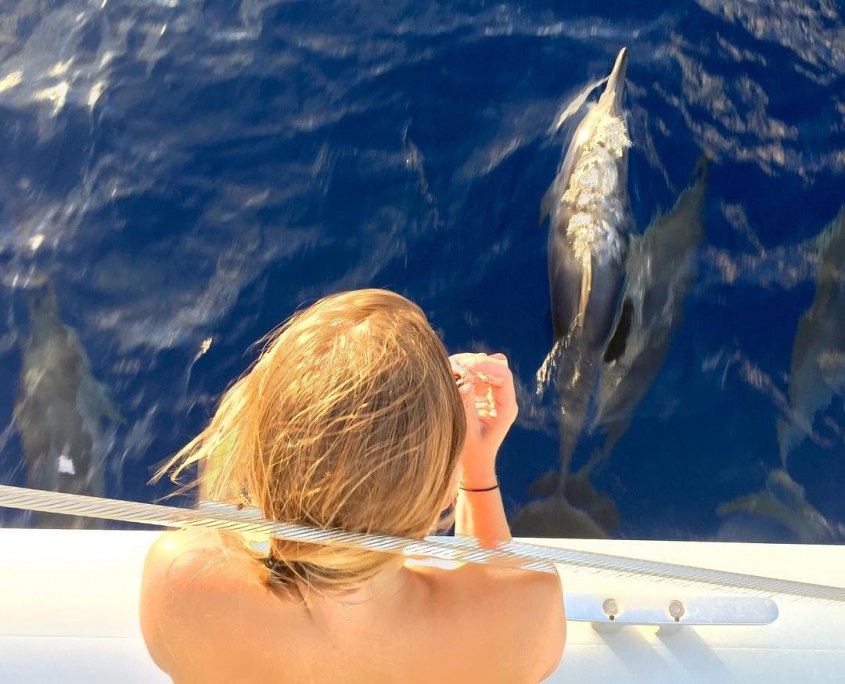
[1,484,843,602]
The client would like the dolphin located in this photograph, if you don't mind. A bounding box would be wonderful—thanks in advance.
[514,448,620,537]
[540,47,633,480]
[777,206,845,464]
[716,469,842,543]
[13,277,121,528]
[591,156,709,462]
[532,158,707,530]
[510,494,609,539]
[514,49,631,538]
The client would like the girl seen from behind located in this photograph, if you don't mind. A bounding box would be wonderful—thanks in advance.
[140,289,565,683]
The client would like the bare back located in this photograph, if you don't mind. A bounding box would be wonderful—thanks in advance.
[140,529,565,684]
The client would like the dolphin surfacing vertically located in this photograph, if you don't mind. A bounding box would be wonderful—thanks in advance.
[540,47,633,477]
[13,278,121,528]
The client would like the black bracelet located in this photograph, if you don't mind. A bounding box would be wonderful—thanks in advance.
[458,482,499,493]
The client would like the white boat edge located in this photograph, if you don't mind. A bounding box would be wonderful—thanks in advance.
[1,529,843,683]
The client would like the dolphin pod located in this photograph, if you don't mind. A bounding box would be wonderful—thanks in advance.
[13,277,121,528]
[717,207,845,542]
[555,155,709,531]
[514,50,713,538]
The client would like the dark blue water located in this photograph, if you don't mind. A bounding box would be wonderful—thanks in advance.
[1,0,843,542]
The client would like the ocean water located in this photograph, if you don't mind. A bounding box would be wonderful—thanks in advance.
[1,0,843,542]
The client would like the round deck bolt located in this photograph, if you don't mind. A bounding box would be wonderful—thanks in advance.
[669,600,685,622]
[602,598,619,621]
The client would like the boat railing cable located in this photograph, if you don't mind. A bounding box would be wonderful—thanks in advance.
[1,484,843,603]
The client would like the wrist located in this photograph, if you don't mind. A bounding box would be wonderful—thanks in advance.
[459,481,499,493]
[459,466,498,491]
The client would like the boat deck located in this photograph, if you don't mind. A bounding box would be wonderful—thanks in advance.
[2,529,843,682]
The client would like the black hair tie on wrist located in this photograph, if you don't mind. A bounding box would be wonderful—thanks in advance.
[458,483,499,493]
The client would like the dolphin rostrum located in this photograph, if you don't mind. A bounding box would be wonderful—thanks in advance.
[539,47,633,480]
[777,206,845,464]
[591,156,709,462]
[13,277,121,528]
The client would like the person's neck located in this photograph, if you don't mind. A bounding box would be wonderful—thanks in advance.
[301,562,411,610]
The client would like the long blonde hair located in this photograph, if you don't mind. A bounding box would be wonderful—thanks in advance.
[156,289,465,591]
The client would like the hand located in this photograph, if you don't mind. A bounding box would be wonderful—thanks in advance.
[449,352,518,487]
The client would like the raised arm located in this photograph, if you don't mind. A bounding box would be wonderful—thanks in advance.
[450,352,517,546]
[447,352,566,682]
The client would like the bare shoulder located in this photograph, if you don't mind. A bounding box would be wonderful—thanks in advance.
[139,529,259,674]
[416,562,566,683]
[141,528,243,595]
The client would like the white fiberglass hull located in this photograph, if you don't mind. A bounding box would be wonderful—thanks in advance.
[0,529,842,683]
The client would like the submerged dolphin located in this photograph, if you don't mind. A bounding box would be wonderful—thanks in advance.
[777,206,845,463]
[13,278,120,528]
[716,469,842,543]
[591,156,709,461]
[540,46,633,480]
[510,493,609,539]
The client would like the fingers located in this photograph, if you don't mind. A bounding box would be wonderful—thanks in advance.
[450,355,512,397]
[450,353,510,386]
[451,353,519,481]
[450,352,509,367]
[457,375,481,438]
[450,352,518,428]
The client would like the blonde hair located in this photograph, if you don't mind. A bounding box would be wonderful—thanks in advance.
[157,289,465,591]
